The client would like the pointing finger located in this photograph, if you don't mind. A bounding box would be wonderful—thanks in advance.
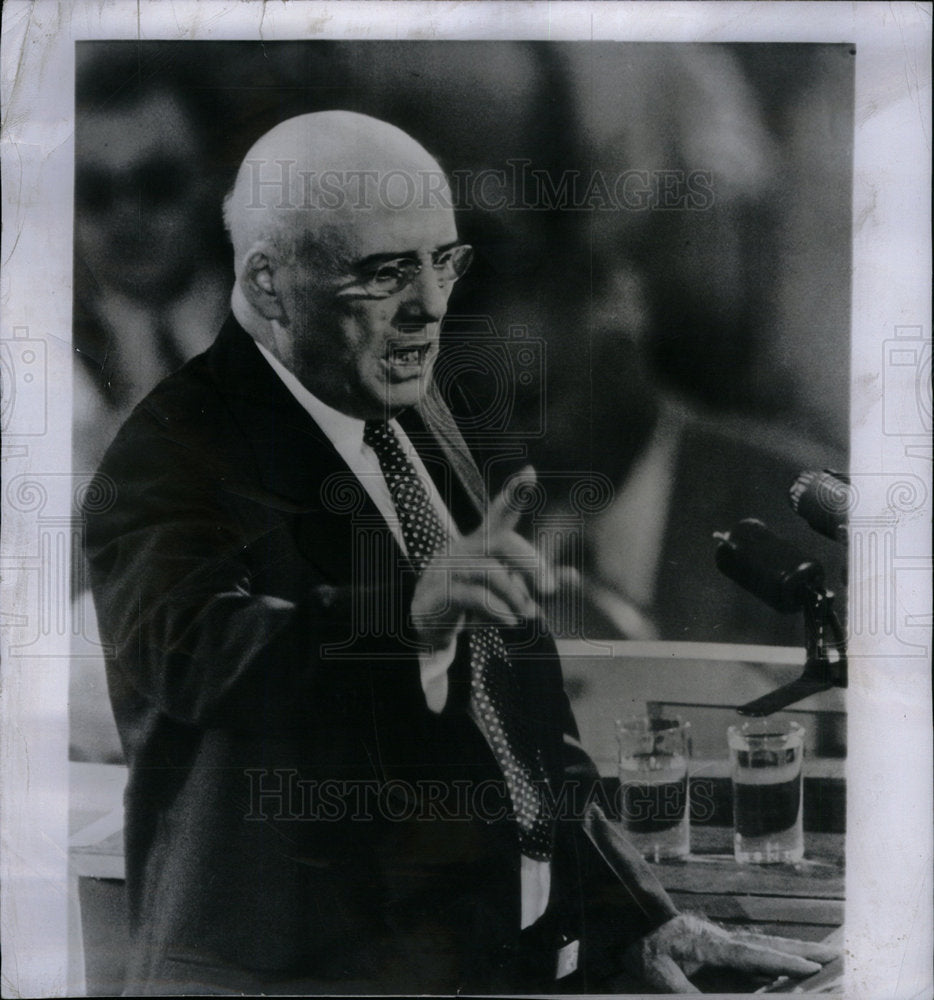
[485,465,537,534]
[730,931,839,964]
[703,940,821,977]
[483,483,522,537]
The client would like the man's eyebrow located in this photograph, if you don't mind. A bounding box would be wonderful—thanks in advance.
[352,240,461,269]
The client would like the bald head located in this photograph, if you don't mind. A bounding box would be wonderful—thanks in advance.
[224,111,452,266]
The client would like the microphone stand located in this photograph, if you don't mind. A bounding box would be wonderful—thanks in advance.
[738,587,848,717]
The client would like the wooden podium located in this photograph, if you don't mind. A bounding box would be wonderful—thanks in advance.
[70,641,845,995]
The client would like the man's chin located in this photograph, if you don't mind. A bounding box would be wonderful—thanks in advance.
[373,376,430,418]
[376,353,436,407]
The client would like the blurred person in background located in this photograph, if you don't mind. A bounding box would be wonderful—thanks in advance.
[71,47,231,762]
[73,47,231,475]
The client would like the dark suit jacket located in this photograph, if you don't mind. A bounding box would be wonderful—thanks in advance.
[85,316,677,995]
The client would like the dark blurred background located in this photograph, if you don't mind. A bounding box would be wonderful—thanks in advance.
[72,41,852,761]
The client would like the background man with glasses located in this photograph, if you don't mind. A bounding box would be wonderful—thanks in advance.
[85,111,836,994]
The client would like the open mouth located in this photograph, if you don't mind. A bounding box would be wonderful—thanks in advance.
[387,343,431,369]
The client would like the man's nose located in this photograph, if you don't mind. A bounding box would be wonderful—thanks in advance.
[396,265,450,324]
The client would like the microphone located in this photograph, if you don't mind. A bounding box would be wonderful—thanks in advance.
[789,470,851,543]
[713,519,846,716]
[713,518,825,614]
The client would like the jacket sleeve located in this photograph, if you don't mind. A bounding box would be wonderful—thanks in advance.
[550,691,680,979]
[85,409,422,738]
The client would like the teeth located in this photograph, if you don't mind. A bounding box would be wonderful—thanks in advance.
[389,345,427,367]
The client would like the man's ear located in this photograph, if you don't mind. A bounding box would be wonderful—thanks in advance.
[240,245,287,322]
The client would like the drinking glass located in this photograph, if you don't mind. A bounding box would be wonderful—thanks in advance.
[728,718,805,863]
[617,716,691,861]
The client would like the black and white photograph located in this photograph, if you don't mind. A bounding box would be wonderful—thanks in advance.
[1,3,931,997]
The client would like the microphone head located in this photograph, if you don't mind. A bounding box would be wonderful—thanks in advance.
[714,518,825,613]
[789,469,850,543]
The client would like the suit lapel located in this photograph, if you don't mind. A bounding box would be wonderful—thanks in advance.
[204,317,389,584]
[205,316,339,499]
[416,377,487,525]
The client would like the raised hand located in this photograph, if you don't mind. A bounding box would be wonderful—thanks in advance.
[410,466,564,647]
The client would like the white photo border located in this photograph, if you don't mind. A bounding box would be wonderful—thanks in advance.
[1,2,930,997]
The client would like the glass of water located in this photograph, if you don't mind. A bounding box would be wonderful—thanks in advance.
[617,715,691,861]
[728,717,805,864]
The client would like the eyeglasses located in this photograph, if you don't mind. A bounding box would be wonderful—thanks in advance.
[337,244,473,299]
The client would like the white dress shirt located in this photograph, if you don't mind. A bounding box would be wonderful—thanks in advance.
[255,340,550,928]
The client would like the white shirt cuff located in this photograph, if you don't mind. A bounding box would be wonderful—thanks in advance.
[520,854,552,929]
[417,619,463,713]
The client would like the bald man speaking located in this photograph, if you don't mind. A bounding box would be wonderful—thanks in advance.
[85,112,835,994]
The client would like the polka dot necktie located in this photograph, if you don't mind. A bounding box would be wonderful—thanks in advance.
[363,420,553,861]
